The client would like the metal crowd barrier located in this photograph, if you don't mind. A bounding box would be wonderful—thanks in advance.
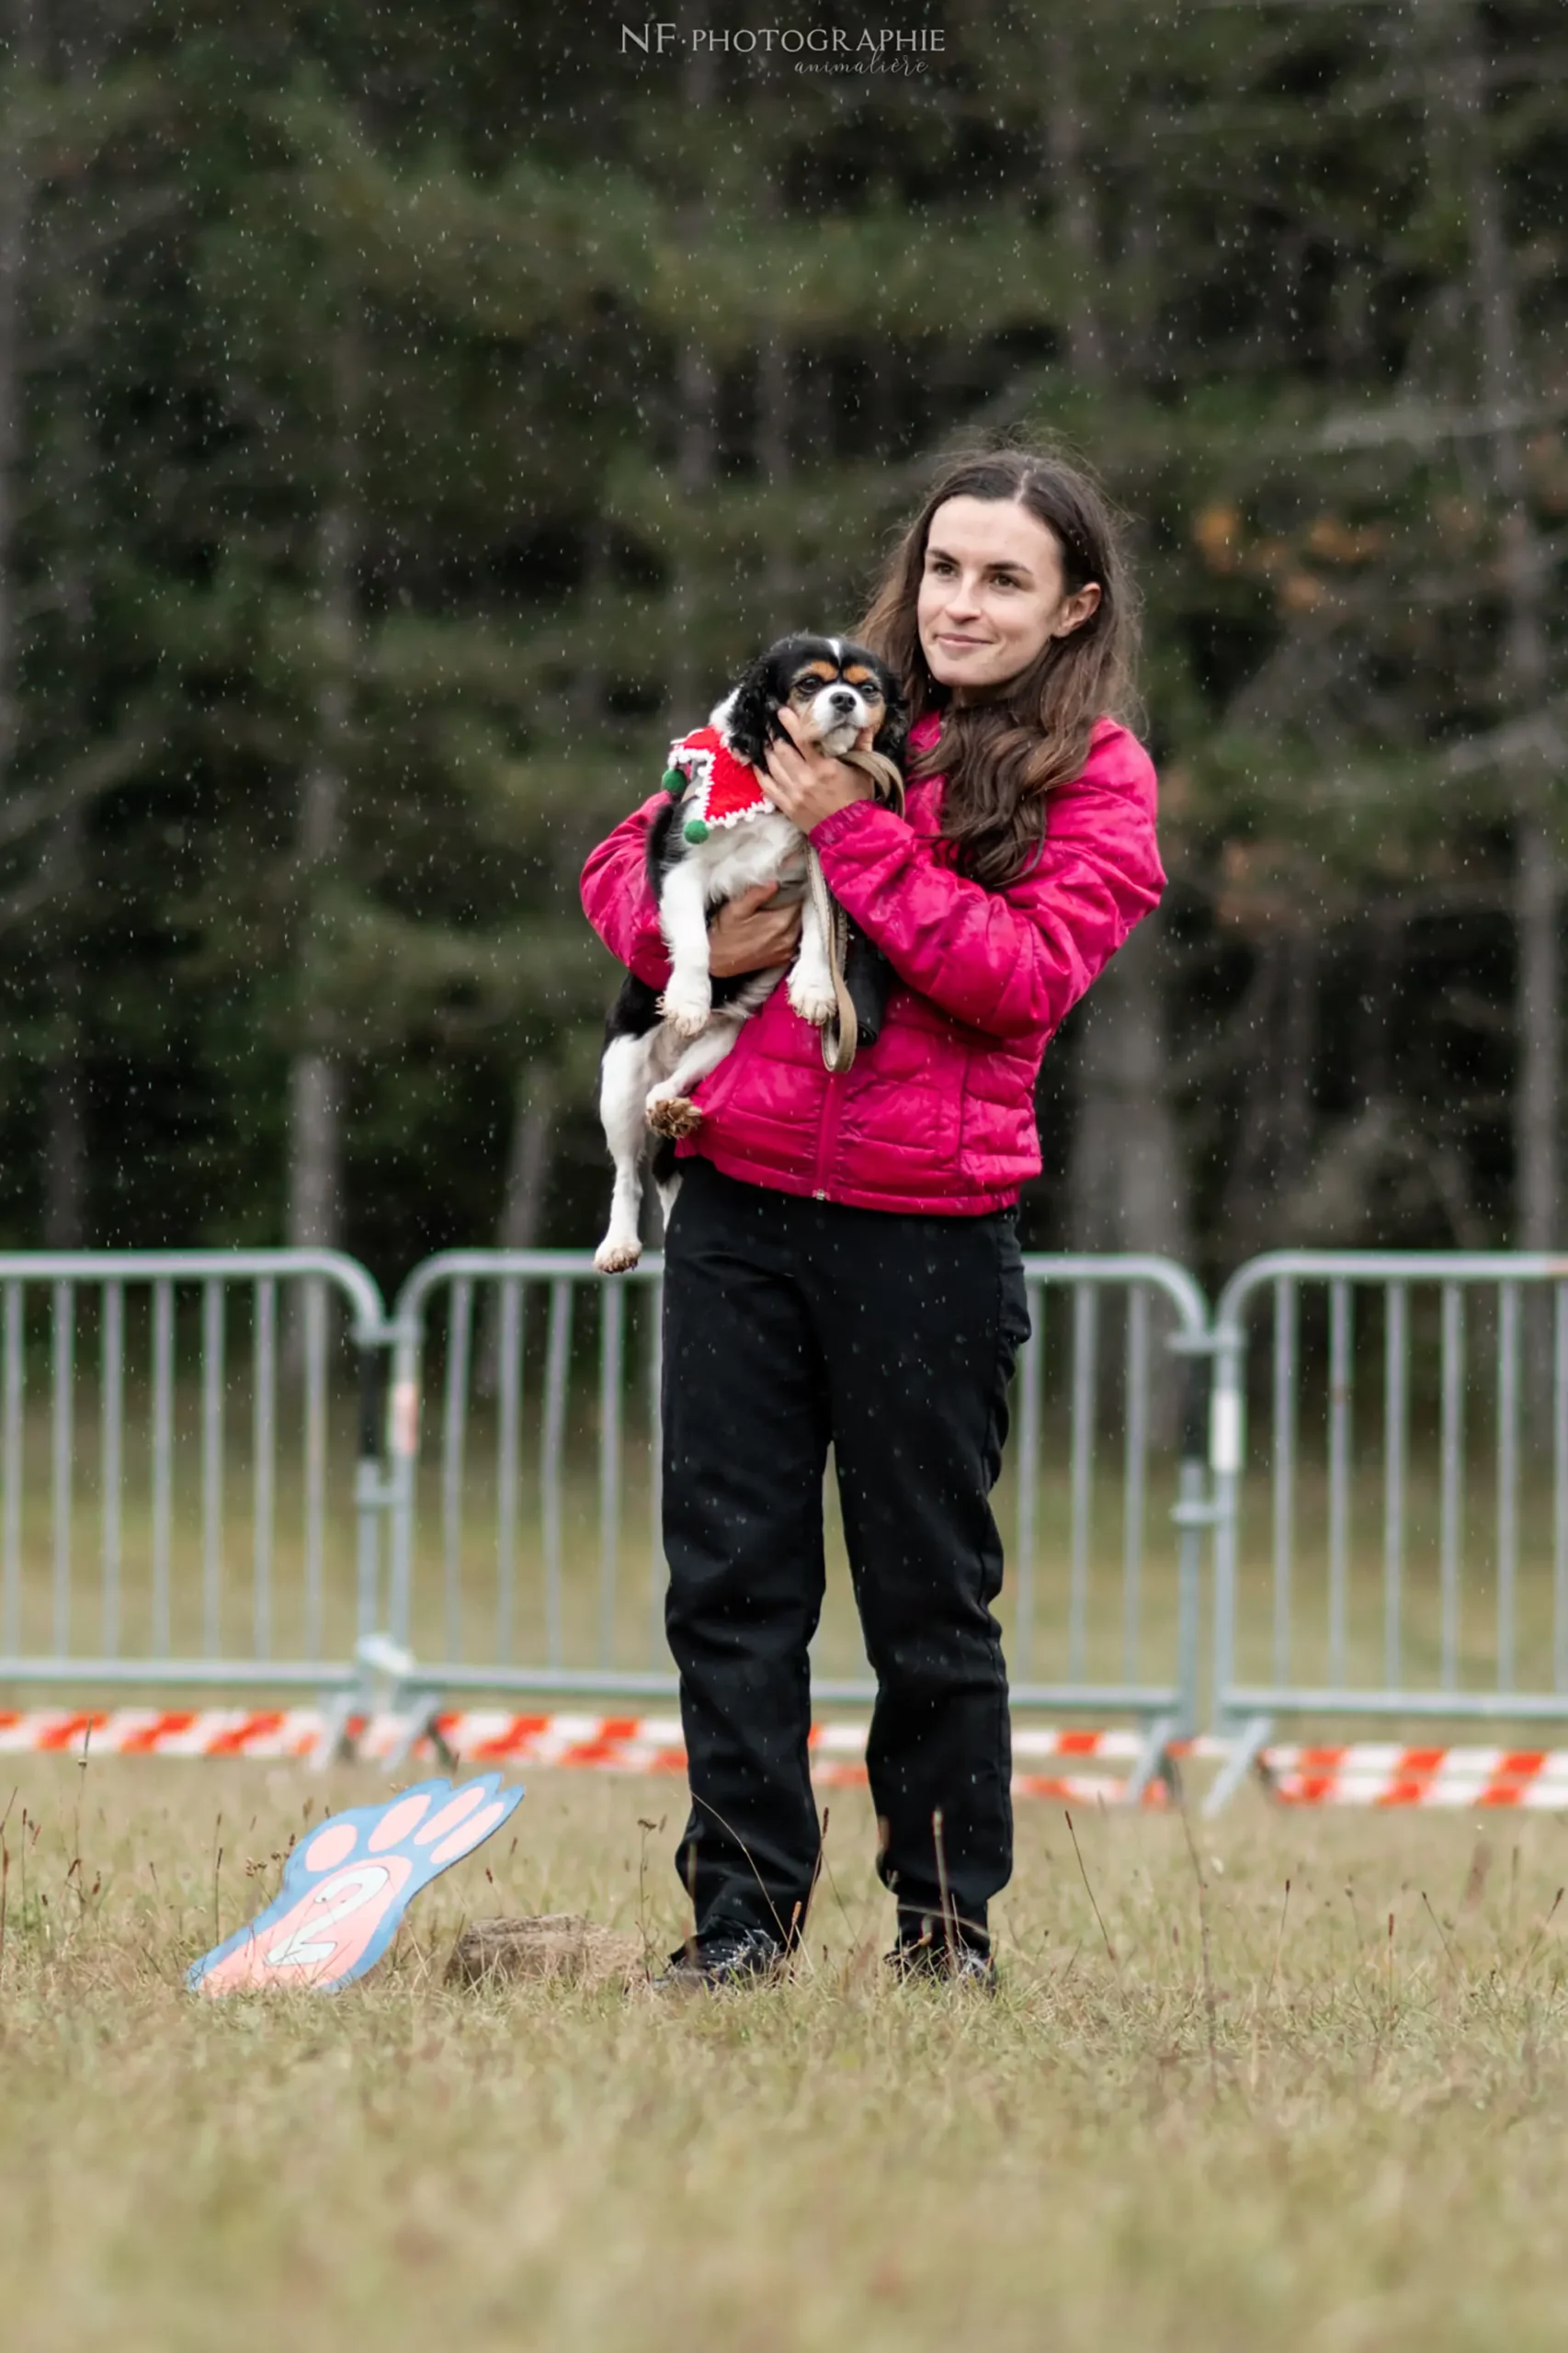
[1204,1252,1568,1812]
[381,1250,1213,1792]
[22,1241,1568,1810]
[0,1252,392,1713]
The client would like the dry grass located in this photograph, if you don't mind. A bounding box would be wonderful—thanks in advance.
[2,1758,1568,2351]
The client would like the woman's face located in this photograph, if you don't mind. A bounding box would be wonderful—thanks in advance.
[916,495,1102,703]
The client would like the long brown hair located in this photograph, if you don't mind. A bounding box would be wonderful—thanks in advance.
[857,440,1140,890]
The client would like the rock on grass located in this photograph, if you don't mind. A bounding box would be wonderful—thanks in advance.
[445,1914,642,1990]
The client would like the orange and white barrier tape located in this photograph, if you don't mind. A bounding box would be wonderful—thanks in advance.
[0,1708,325,1758]
[1261,1743,1568,1808]
[0,1707,1166,1802]
[30,1710,1568,1810]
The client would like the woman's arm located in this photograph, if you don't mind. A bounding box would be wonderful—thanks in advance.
[579,792,673,990]
[806,725,1165,1040]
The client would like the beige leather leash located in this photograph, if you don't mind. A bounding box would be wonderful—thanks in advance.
[808,745,903,1075]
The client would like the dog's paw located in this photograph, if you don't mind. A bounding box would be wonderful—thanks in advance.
[645,1094,704,1139]
[787,975,835,1028]
[595,1236,642,1273]
[658,984,710,1040]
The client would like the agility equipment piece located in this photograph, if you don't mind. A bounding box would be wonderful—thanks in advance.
[187,1771,522,1995]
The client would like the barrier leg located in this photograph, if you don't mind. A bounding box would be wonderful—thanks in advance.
[384,1689,454,1769]
[1201,1713,1272,1818]
[1125,1711,1177,1805]
[312,1689,359,1770]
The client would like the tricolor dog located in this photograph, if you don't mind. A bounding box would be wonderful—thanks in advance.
[594,633,907,1273]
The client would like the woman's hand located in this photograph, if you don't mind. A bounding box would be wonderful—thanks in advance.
[708,882,801,976]
[760,705,876,833]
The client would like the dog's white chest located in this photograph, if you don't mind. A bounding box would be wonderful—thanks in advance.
[685,809,804,895]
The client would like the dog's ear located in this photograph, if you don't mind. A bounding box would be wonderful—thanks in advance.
[873,664,910,766]
[722,656,779,769]
[644,796,680,892]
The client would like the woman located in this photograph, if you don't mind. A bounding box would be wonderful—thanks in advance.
[580,444,1165,1985]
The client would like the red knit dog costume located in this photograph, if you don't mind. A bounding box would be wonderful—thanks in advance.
[662,725,773,844]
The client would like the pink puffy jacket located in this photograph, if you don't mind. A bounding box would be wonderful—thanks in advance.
[579,710,1165,1215]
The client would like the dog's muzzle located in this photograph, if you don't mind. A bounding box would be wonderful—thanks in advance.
[812,686,876,752]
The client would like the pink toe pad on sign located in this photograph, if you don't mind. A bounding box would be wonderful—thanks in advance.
[369,1793,433,1851]
[428,1799,509,1866]
[187,1772,523,1997]
[416,1783,485,1841]
[304,1821,358,1872]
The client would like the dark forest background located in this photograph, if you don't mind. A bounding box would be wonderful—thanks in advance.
[0,0,1564,1293]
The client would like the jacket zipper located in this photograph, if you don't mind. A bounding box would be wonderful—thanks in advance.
[811,1069,846,1199]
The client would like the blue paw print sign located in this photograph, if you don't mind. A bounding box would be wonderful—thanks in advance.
[188,1772,523,1996]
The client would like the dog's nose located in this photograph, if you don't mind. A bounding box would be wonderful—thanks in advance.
[828,688,856,710]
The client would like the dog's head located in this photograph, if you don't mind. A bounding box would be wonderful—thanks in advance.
[715,635,908,773]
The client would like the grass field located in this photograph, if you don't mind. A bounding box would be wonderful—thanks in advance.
[5,1756,1568,2351]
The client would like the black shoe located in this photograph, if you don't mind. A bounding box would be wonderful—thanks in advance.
[653,1925,789,1991]
[885,1930,996,1989]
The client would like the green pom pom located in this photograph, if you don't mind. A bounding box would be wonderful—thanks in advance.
[661,766,685,797]
[682,815,710,844]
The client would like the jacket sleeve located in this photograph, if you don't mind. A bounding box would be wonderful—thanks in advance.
[806,722,1165,1040]
[579,791,672,991]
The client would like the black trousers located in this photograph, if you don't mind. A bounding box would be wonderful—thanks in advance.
[661,1158,1030,1953]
